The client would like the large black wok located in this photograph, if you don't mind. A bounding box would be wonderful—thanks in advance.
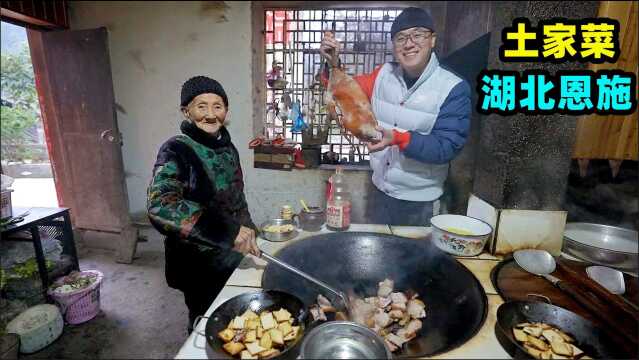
[495,300,625,359]
[261,232,488,358]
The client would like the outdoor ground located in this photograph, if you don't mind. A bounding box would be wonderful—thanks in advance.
[20,227,187,359]
[10,178,58,208]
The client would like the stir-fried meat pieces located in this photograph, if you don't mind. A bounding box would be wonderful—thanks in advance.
[310,279,426,353]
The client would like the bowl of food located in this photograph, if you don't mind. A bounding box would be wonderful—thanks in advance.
[430,214,493,256]
[203,290,311,359]
[260,218,297,242]
[495,300,624,359]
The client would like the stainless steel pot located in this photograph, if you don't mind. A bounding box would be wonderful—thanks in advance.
[563,222,638,273]
[299,321,392,359]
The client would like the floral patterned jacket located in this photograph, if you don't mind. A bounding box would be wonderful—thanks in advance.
[147,120,255,290]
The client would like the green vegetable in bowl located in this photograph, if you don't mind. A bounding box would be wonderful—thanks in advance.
[49,271,98,292]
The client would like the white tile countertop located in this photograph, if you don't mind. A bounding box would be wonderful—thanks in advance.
[175,224,511,359]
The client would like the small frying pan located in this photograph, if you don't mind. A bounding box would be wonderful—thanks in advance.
[495,298,625,359]
[201,290,311,359]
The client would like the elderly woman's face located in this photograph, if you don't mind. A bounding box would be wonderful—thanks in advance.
[182,93,227,136]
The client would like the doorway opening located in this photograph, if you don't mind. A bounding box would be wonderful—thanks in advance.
[1,20,58,208]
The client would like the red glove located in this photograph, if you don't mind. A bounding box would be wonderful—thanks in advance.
[391,130,411,151]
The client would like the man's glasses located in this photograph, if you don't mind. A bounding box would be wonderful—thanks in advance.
[393,31,434,47]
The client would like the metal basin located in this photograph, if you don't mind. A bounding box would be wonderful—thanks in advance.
[260,218,298,242]
[563,223,638,273]
[261,232,488,358]
[299,321,392,359]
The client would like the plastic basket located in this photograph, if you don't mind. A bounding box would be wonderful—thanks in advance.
[47,270,103,325]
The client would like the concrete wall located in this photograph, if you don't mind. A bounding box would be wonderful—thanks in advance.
[472,1,599,210]
[67,1,377,225]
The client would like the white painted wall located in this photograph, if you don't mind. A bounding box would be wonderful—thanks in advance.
[68,1,375,225]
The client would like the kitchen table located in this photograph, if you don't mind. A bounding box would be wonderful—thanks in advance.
[175,224,510,359]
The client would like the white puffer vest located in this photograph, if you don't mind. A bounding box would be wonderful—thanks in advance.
[370,54,463,201]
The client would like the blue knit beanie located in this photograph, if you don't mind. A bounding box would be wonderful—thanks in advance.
[391,7,435,38]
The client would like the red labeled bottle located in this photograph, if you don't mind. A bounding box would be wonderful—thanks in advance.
[326,166,351,231]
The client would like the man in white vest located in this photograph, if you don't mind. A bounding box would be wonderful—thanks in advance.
[320,7,471,225]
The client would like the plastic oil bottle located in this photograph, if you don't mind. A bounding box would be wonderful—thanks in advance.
[326,166,351,231]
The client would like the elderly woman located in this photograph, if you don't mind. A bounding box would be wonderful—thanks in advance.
[147,76,259,332]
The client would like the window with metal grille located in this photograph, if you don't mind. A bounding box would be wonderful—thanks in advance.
[263,8,402,165]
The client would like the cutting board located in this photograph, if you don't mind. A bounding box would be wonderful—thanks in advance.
[491,256,639,357]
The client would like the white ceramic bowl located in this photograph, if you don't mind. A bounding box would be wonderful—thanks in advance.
[430,214,493,256]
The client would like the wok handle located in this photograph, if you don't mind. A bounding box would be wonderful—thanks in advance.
[526,293,552,304]
[556,261,639,317]
[555,280,638,346]
[193,315,209,338]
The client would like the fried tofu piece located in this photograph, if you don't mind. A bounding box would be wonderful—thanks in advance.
[269,328,284,346]
[245,329,257,343]
[541,330,561,343]
[240,350,257,359]
[259,332,272,350]
[256,325,264,339]
[231,316,246,330]
[513,328,528,342]
[570,344,584,357]
[555,329,574,343]
[274,308,292,322]
[242,309,259,321]
[527,335,549,351]
[540,349,553,359]
[523,326,543,338]
[245,342,266,356]
[283,326,300,341]
[245,318,259,330]
[524,344,543,359]
[223,342,245,356]
[259,349,281,359]
[278,321,293,336]
[260,311,277,330]
[549,338,573,356]
[218,328,236,343]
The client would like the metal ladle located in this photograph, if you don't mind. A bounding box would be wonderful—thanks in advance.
[260,251,350,314]
[586,265,639,312]
[513,249,638,321]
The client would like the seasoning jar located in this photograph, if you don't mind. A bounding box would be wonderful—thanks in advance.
[280,205,294,221]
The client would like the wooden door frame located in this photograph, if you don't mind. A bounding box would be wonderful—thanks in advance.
[26,29,73,215]
[26,28,138,263]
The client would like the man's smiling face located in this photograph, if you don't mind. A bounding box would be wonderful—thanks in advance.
[393,27,437,78]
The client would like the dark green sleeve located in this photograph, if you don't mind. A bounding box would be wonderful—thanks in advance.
[146,147,240,251]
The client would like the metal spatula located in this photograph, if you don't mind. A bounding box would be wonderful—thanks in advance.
[260,251,350,314]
